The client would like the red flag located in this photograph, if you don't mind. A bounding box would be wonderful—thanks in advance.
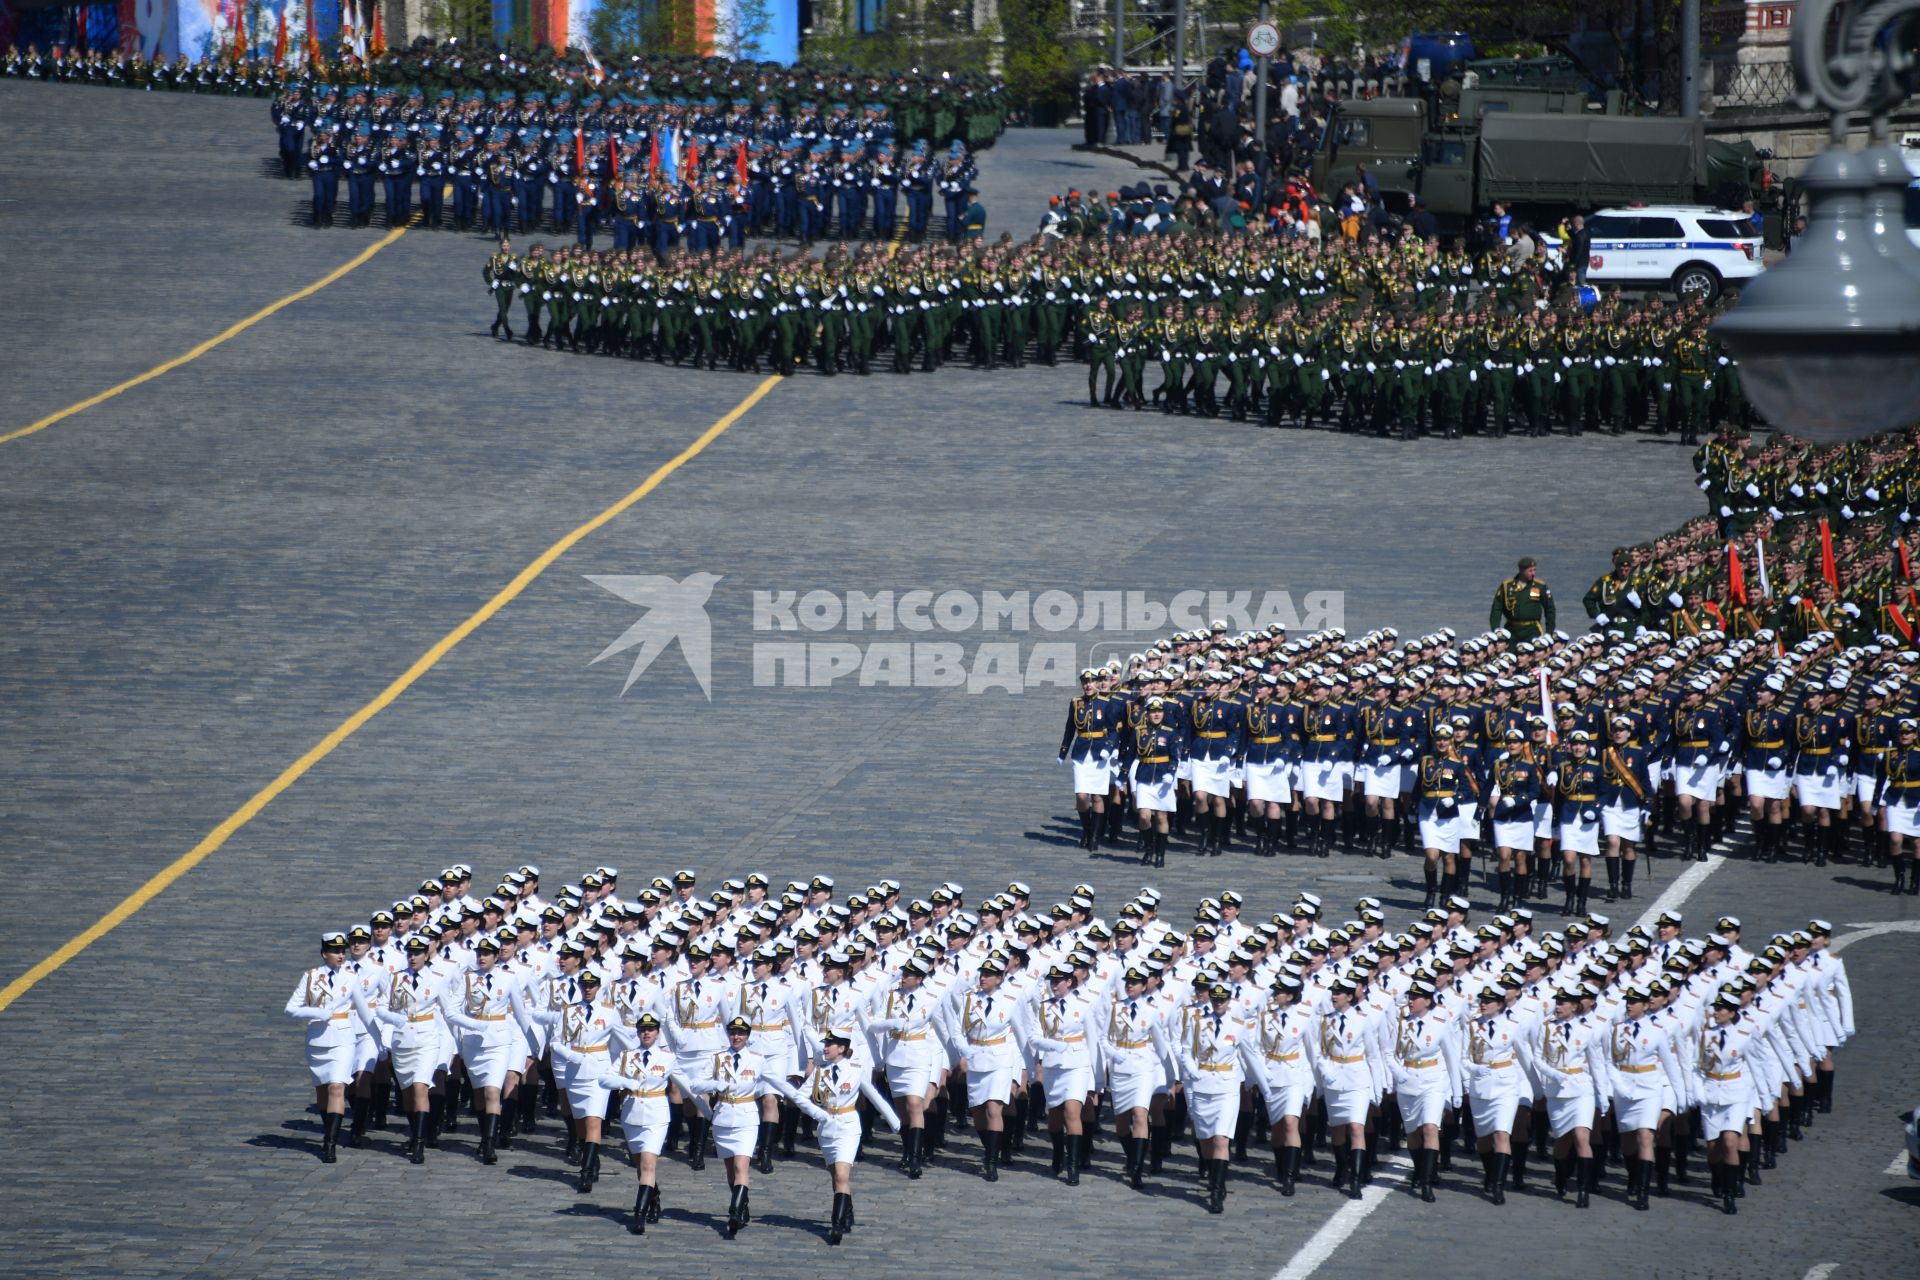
[306,0,320,66]
[575,128,586,176]
[371,2,385,56]
[735,139,748,189]
[274,7,288,66]
[232,7,247,59]
[647,133,660,178]
[608,134,620,180]
[76,4,87,51]
[1819,517,1839,590]
[1727,541,1748,606]
[686,139,699,181]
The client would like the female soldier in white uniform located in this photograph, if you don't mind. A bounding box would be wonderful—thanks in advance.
[1697,989,1755,1215]
[353,936,450,1164]
[953,954,1027,1180]
[1535,987,1613,1207]
[1250,972,1316,1196]
[520,968,618,1192]
[867,955,942,1177]
[1100,965,1171,1190]
[1178,982,1255,1214]
[1388,979,1462,1202]
[284,932,356,1163]
[1609,980,1688,1211]
[605,1013,692,1234]
[1313,975,1381,1199]
[1464,975,1533,1203]
[779,1029,901,1245]
[1025,963,1101,1185]
[443,936,520,1164]
[681,1017,775,1237]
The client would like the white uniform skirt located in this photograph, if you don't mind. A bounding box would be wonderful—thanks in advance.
[1192,756,1234,799]
[1257,1068,1313,1122]
[460,1034,514,1090]
[1072,756,1113,795]
[306,1039,356,1087]
[1134,772,1177,812]
[1247,759,1292,804]
[1467,1077,1521,1134]
[1613,1087,1666,1131]
[884,1044,937,1100]
[1493,817,1535,850]
[1362,759,1404,799]
[620,1097,671,1154]
[391,1039,442,1090]
[564,1053,613,1118]
[1545,1090,1596,1137]
[1302,759,1343,802]
[710,1102,759,1158]
[1323,1083,1372,1128]
[1417,799,1470,854]
[1698,1097,1750,1140]
[818,1113,863,1165]
[351,1029,380,1076]
[1558,811,1601,857]
[1106,1057,1161,1113]
[1600,799,1644,841]
[967,1057,1018,1106]
[1042,1063,1094,1108]
[1187,1087,1242,1140]
[756,1034,800,1083]
[1794,765,1843,810]
[1395,1072,1450,1127]
[1853,772,1880,805]
[1888,800,1920,837]
[1745,766,1791,800]
[1673,757,1719,801]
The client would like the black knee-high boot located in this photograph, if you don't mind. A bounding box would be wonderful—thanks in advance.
[630,1183,653,1235]
[828,1191,849,1244]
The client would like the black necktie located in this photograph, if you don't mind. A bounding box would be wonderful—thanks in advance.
[731,1051,740,1070]
[1127,1000,1137,1017]
[830,1065,840,1083]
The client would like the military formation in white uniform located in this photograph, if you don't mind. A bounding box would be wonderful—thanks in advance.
[287,863,1856,1232]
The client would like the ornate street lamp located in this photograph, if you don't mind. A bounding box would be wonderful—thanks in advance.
[1710,0,1920,441]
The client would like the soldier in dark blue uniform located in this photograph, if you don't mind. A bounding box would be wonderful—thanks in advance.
[1599,716,1653,902]
[1415,724,1481,908]
[1874,718,1920,893]
[273,82,309,178]
[1130,698,1183,867]
[1058,669,1119,851]
[1299,677,1352,858]
[343,123,378,228]
[1791,680,1849,865]
[1553,730,1605,915]
[1189,673,1245,856]
[1489,726,1547,910]
[1740,675,1794,862]
[307,122,341,228]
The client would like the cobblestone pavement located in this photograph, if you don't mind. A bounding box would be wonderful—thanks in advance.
[2,82,1914,1280]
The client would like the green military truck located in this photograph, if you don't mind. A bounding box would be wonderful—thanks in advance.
[1310,60,1762,235]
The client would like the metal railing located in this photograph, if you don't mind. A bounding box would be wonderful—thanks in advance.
[1709,59,1801,111]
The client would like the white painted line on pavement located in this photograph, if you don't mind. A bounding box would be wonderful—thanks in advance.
[1803,1264,1838,1280]
[1270,855,1726,1280]
[1830,920,1920,954]
[1886,1151,1910,1177]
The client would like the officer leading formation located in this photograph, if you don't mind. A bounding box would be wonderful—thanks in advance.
[290,866,1854,1228]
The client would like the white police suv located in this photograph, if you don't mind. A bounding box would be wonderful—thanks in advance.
[1583,205,1764,303]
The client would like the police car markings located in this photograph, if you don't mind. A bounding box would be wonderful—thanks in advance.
[0,373,783,1014]
[0,222,414,446]
[1269,854,1729,1280]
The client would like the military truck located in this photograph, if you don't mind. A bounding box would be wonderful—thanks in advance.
[1309,58,1763,236]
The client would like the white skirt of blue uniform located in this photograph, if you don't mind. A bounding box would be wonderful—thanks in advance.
[1133,772,1177,812]
[1361,758,1403,799]
[1246,758,1291,804]
[1394,1066,1450,1128]
[1558,810,1600,857]
[621,1093,672,1155]
[1187,1085,1241,1140]
[1467,1071,1522,1134]
[1072,756,1113,795]
[306,1037,356,1087]
[1492,815,1535,850]
[1105,1053,1161,1114]
[1673,756,1719,801]
[1600,798,1643,841]
[1301,759,1343,802]
[1888,798,1920,837]
[1192,756,1233,799]
[1745,765,1791,800]
[1794,764,1843,810]
[1417,799,1470,854]
[1853,771,1880,805]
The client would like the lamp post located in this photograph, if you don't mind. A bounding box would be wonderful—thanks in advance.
[1709,0,1920,441]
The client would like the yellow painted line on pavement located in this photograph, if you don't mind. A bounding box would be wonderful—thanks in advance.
[1,224,413,446]
[0,374,783,1013]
